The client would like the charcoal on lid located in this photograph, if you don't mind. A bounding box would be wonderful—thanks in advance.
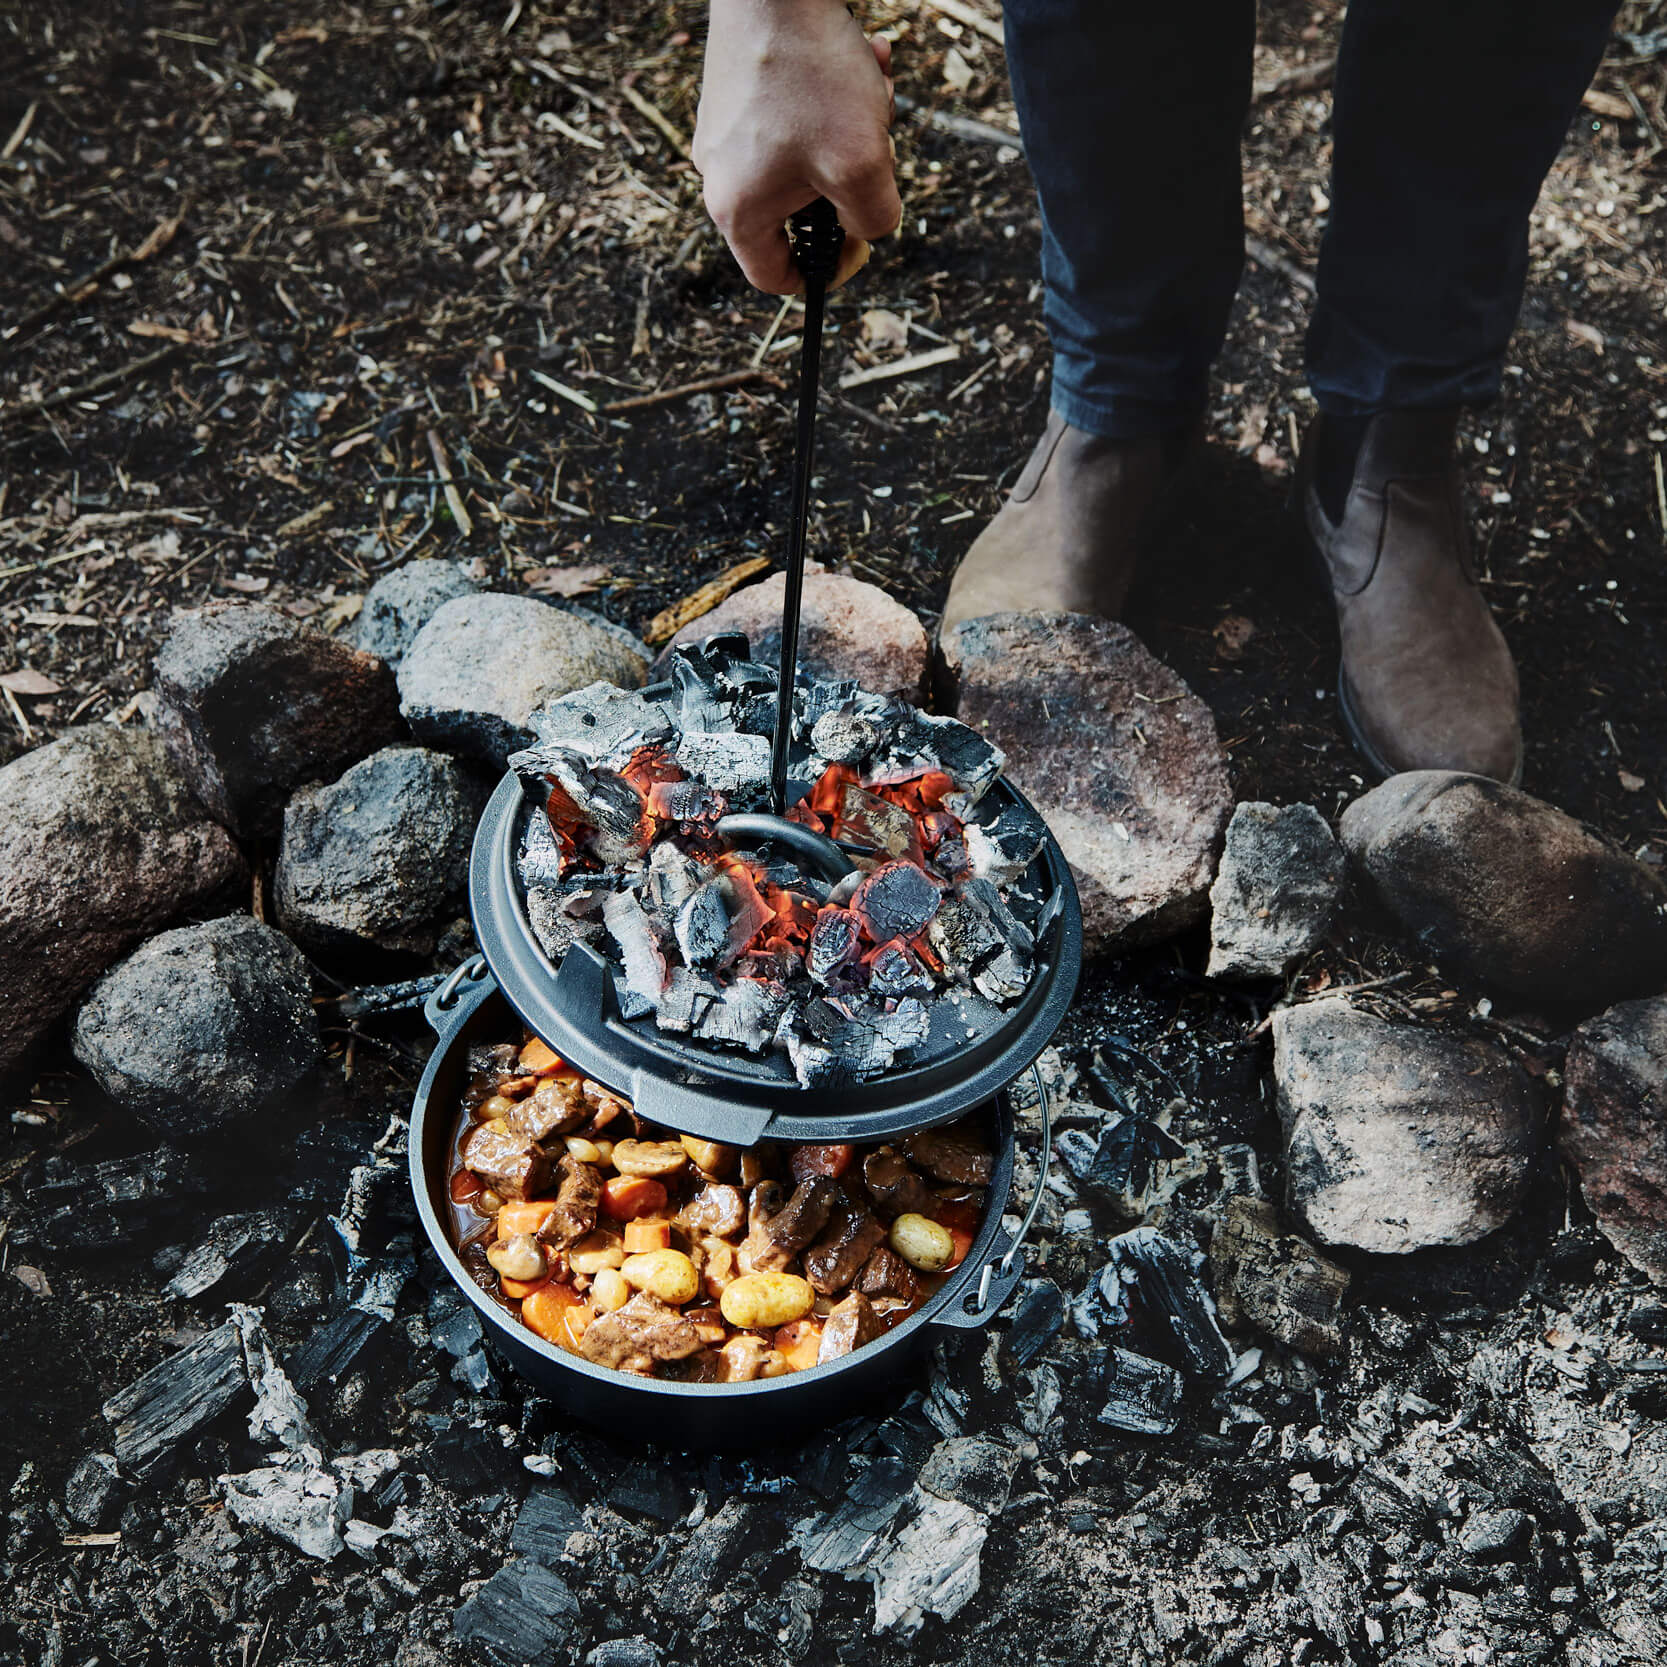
[852,861,941,944]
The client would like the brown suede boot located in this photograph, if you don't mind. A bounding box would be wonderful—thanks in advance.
[1298,409,1522,783]
[939,412,1175,635]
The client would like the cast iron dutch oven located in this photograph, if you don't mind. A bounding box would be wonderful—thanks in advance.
[407,706,1081,1449]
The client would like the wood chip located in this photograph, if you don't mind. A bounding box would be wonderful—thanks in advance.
[602,369,783,414]
[1582,87,1634,120]
[426,430,474,539]
[22,611,101,629]
[276,502,334,539]
[13,1264,52,1297]
[0,669,64,695]
[643,555,771,645]
[838,343,961,391]
[62,1533,122,1548]
[619,81,691,159]
[528,369,599,413]
[925,0,1004,46]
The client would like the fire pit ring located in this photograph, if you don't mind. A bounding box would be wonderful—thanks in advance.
[409,972,1052,1449]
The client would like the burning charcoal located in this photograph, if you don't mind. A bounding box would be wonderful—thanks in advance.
[808,906,863,984]
[520,810,568,889]
[1096,1346,1185,1436]
[1001,1278,1065,1369]
[652,966,722,1034]
[103,1320,249,1470]
[693,975,789,1052]
[647,842,706,916]
[669,641,732,733]
[603,890,669,1012]
[524,680,671,765]
[674,883,733,969]
[1101,1226,1236,1379]
[542,754,654,865]
[453,1559,582,1663]
[866,941,933,1000]
[646,777,728,826]
[837,786,922,862]
[810,710,882,766]
[526,884,610,964]
[852,861,941,943]
[965,800,1049,886]
[925,891,1003,977]
[929,834,972,885]
[674,728,773,795]
[715,861,774,964]
[973,943,1032,1003]
[874,709,1005,809]
[799,995,931,1080]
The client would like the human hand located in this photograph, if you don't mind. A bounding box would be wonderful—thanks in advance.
[693,0,901,293]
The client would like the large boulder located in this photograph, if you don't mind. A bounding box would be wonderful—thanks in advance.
[1560,996,1667,1283]
[151,602,405,840]
[1340,771,1667,1010]
[1207,801,1345,981]
[942,612,1232,955]
[72,915,321,1139]
[354,560,481,663]
[1272,996,1542,1253]
[399,594,649,766]
[658,562,929,702]
[276,745,483,956]
[0,725,247,1075]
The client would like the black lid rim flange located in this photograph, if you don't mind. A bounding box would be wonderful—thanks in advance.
[469,769,1082,1147]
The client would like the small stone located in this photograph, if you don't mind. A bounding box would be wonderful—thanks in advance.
[942,613,1232,956]
[355,560,481,662]
[1207,801,1346,980]
[454,1561,582,1664]
[64,1453,125,1529]
[275,745,483,955]
[72,917,321,1139]
[151,601,405,839]
[399,593,649,764]
[1273,996,1541,1253]
[1208,1196,1352,1358]
[918,1436,1018,1516]
[1560,995,1667,1283]
[0,724,246,1075]
[659,561,929,701]
[1340,771,1667,1010]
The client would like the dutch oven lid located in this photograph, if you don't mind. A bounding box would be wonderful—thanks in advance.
[469,757,1082,1149]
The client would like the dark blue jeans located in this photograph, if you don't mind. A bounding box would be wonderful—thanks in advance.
[1003,0,1621,437]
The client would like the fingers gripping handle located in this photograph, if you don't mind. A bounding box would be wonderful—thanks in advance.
[788,197,845,286]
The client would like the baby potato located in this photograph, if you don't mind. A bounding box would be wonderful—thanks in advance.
[720,1271,815,1331]
[889,1212,955,1273]
[612,1139,688,1178]
[564,1136,604,1165]
[679,1135,737,1177]
[621,1248,700,1306]
[590,1267,630,1312]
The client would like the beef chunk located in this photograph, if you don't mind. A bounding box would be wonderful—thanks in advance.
[461,1124,551,1201]
[817,1292,882,1363]
[804,1195,887,1295]
[857,1244,922,1305]
[539,1154,601,1248]
[580,1079,630,1133]
[862,1147,931,1217]
[580,1293,703,1371]
[904,1121,993,1186]
[766,1177,839,1258]
[681,1182,746,1239]
[508,1077,587,1147]
[741,1180,790,1272]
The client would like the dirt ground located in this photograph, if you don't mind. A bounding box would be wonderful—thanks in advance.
[3,3,1667,1665]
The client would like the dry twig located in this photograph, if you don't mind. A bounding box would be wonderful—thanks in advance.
[602,369,784,413]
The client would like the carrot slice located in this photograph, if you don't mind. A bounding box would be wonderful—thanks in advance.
[601,1175,668,1221]
[773,1318,823,1372]
[623,1218,672,1253]
[518,1037,563,1076]
[498,1200,558,1238]
[933,1200,980,1271]
[522,1282,584,1346]
[500,1271,551,1300]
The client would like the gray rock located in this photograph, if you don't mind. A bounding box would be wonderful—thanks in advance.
[1272,997,1541,1253]
[658,561,929,701]
[453,1559,582,1663]
[151,601,405,839]
[942,612,1232,956]
[0,724,246,1074]
[1207,801,1345,980]
[72,916,321,1139]
[399,593,649,764]
[355,560,480,662]
[64,1453,125,1528]
[1560,995,1667,1283]
[1340,770,1667,1010]
[275,746,482,955]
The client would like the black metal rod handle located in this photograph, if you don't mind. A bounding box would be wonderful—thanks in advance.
[769,198,846,816]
